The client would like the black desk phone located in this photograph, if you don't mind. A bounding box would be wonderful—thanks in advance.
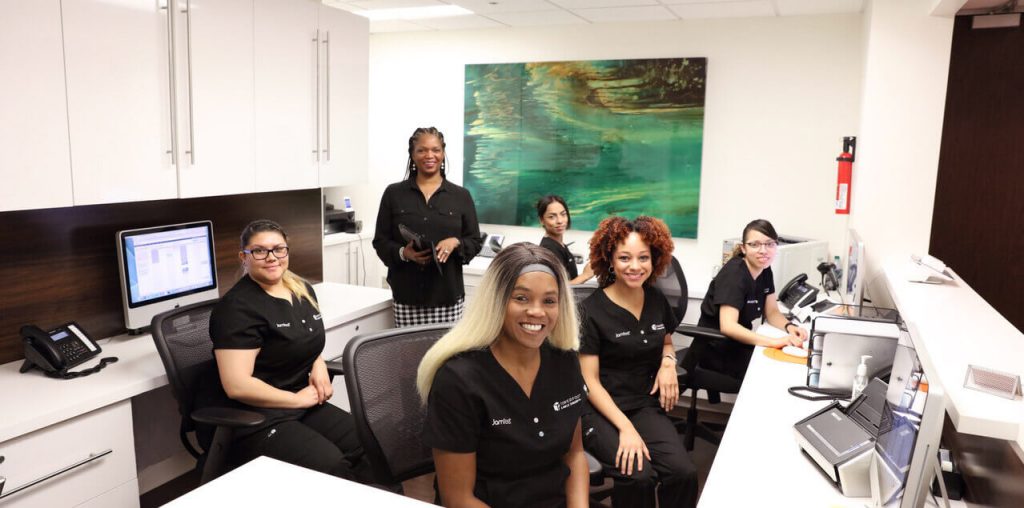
[779,273,819,311]
[19,322,116,379]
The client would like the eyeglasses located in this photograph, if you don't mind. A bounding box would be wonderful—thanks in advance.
[244,246,289,260]
[744,241,778,250]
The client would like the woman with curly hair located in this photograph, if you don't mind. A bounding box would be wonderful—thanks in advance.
[578,216,697,508]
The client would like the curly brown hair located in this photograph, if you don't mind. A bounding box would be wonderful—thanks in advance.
[589,216,674,288]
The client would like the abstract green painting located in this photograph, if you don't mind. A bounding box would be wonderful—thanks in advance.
[464,57,706,238]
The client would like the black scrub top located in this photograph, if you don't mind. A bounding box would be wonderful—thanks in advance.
[372,178,482,307]
[697,256,775,379]
[539,236,578,280]
[196,275,326,438]
[423,344,586,508]
[578,286,680,412]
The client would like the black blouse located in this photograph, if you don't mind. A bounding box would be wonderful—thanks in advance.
[539,236,578,280]
[579,286,680,412]
[372,178,482,306]
[423,344,586,508]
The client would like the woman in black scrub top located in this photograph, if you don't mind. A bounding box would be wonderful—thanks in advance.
[697,219,809,381]
[199,220,370,481]
[417,243,590,508]
[579,216,697,508]
[536,195,594,285]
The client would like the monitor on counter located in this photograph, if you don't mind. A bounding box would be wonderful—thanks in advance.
[117,220,219,333]
[870,323,946,508]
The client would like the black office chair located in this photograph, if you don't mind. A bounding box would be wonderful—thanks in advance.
[150,299,265,485]
[341,323,451,488]
[651,257,742,451]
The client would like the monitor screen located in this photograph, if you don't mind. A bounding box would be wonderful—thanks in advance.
[871,327,946,508]
[845,229,865,306]
[117,221,219,332]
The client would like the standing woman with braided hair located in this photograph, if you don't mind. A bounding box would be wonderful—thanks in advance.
[373,127,482,327]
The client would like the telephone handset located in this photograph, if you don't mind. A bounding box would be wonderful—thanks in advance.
[19,322,117,379]
[779,273,819,311]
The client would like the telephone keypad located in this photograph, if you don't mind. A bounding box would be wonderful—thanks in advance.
[58,340,89,363]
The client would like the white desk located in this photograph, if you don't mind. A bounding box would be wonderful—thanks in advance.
[699,326,966,508]
[883,261,1024,442]
[165,456,431,507]
[0,283,392,507]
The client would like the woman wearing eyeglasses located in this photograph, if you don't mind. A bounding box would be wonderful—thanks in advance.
[697,219,808,381]
[197,219,371,482]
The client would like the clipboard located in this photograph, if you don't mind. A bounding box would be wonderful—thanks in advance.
[398,223,443,275]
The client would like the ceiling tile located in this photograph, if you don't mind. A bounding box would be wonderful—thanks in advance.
[415,14,509,29]
[574,5,678,22]
[550,0,659,8]
[485,9,589,26]
[348,0,448,9]
[666,0,776,19]
[369,19,436,32]
[448,0,560,14]
[774,0,863,16]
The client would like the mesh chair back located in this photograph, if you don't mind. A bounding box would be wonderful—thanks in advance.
[653,256,689,323]
[571,284,598,305]
[342,324,450,484]
[151,299,220,422]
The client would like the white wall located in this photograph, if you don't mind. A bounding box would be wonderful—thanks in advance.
[329,13,866,291]
[850,0,954,304]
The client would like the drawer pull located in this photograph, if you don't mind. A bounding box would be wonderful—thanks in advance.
[0,449,112,501]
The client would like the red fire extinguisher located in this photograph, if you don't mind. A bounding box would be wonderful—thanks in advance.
[835,136,856,215]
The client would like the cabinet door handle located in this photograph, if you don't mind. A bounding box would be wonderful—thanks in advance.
[0,449,112,501]
[322,31,330,161]
[313,30,321,162]
[183,0,196,165]
[163,1,179,166]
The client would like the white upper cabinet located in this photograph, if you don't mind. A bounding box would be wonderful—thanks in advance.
[61,0,177,206]
[0,0,73,212]
[175,0,256,198]
[318,5,369,187]
[254,0,319,192]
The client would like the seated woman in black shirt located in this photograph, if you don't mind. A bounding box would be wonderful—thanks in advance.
[201,220,370,481]
[697,219,808,381]
[536,195,594,285]
[418,242,589,508]
[579,216,697,508]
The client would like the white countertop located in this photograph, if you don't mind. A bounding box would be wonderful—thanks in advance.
[0,283,392,443]
[884,260,1024,441]
[323,228,374,247]
[166,456,430,507]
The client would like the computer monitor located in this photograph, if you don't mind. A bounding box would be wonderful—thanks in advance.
[845,229,865,306]
[116,220,219,333]
[870,323,946,508]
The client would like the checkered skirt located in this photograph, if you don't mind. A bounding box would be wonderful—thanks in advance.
[393,296,465,328]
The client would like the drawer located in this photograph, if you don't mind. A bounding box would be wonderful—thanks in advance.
[322,308,394,361]
[0,401,137,507]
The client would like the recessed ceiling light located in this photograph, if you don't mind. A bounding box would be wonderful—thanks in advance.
[353,5,474,21]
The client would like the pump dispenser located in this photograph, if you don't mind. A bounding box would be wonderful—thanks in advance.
[851,355,872,399]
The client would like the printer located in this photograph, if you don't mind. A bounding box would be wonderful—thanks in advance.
[324,198,361,234]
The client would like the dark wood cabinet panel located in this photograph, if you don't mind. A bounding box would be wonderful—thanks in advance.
[0,189,322,364]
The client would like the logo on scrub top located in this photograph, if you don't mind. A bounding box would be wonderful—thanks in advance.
[553,393,582,412]
[491,418,511,426]
[651,323,665,331]
[276,323,291,328]
[313,314,322,321]
[615,331,631,338]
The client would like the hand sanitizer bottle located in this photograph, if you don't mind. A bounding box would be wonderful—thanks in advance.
[851,355,872,400]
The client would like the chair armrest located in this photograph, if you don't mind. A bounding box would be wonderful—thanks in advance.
[325,360,344,377]
[676,324,727,341]
[191,407,266,428]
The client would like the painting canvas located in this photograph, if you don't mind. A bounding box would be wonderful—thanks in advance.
[464,57,706,238]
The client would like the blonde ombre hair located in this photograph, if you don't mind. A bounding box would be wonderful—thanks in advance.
[416,242,579,401]
[240,219,318,312]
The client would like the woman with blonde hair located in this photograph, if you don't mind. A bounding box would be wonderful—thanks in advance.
[196,219,370,481]
[418,242,589,508]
